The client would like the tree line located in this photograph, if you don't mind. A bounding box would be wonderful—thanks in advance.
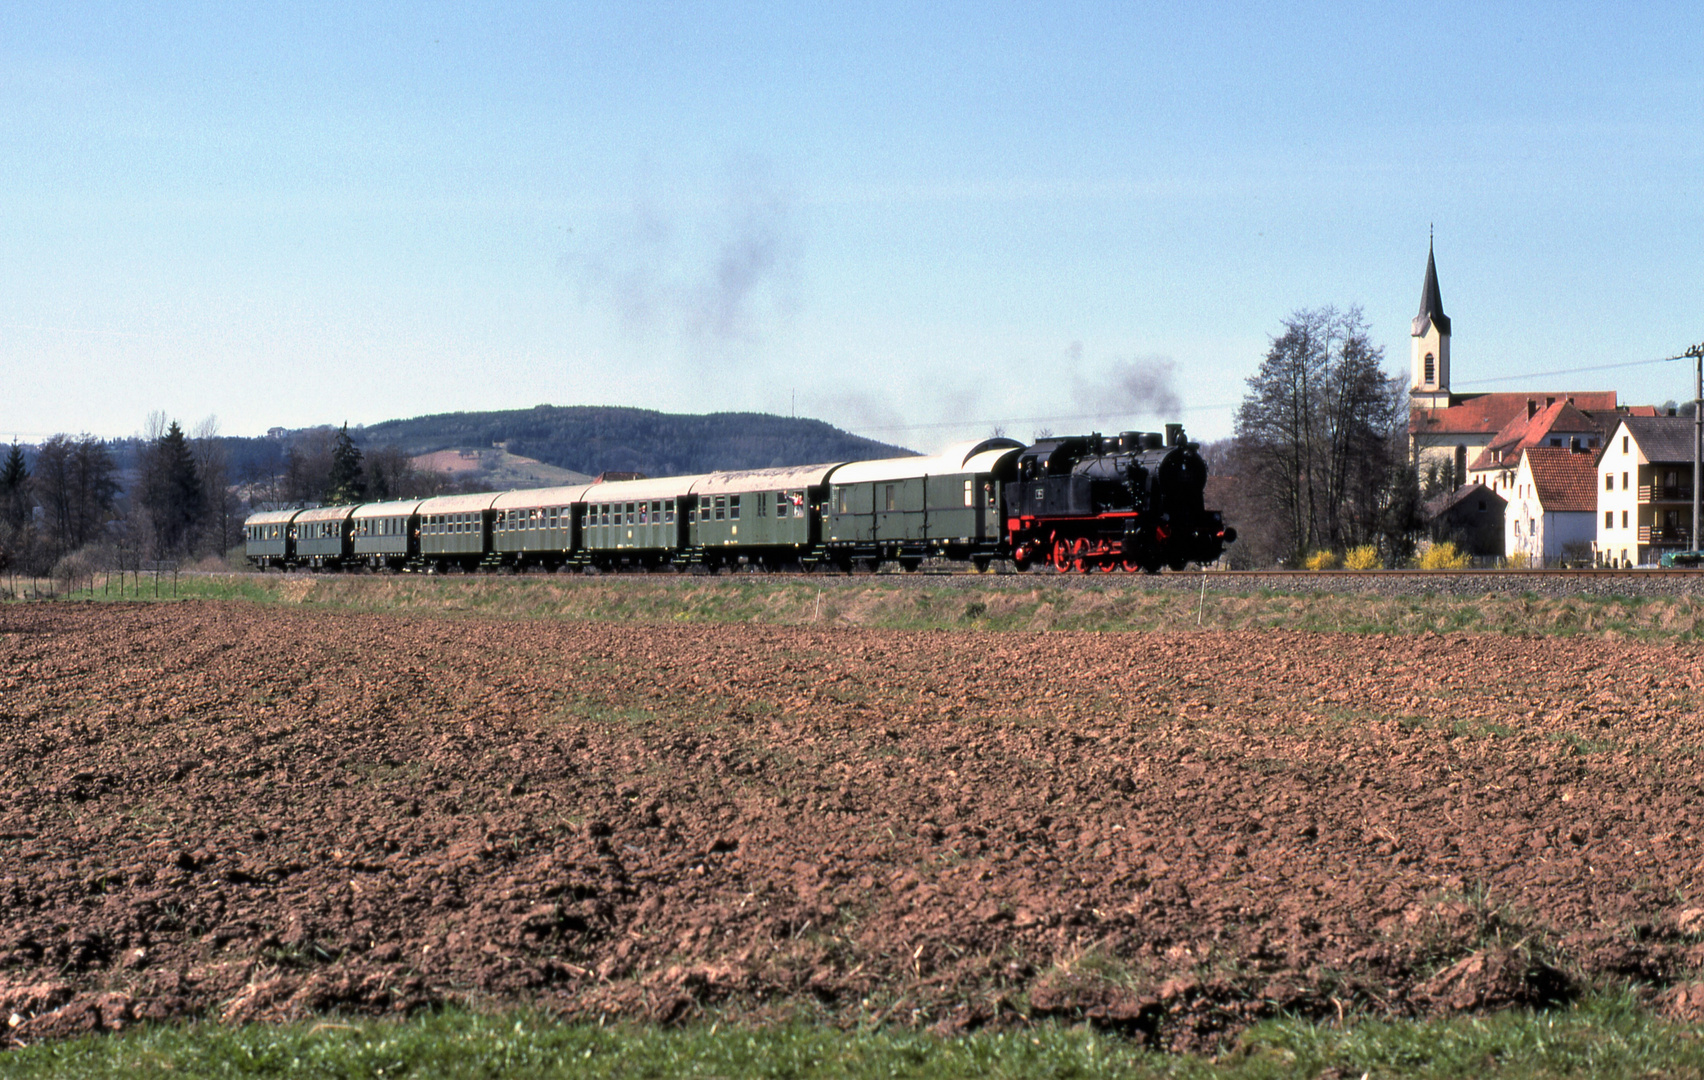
[0,417,462,578]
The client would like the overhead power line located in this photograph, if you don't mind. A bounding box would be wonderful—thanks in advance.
[1454,354,1683,388]
[851,402,1238,435]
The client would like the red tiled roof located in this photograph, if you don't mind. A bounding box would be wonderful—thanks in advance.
[1411,391,1618,437]
[1522,447,1599,513]
[1465,399,1609,472]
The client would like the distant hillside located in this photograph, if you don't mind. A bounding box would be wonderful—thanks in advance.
[357,405,915,478]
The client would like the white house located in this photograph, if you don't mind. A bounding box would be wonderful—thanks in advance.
[1505,446,1598,566]
[1597,416,1699,566]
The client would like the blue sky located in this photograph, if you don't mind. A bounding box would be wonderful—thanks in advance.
[2,2,1700,450]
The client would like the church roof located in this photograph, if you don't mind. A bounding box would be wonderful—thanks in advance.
[1411,241,1451,338]
[1411,391,1618,438]
[1521,447,1598,514]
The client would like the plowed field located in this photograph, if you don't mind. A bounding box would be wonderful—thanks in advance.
[4,601,1704,1050]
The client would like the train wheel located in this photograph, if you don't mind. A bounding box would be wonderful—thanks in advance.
[1050,538,1071,572]
[1069,537,1091,573]
[1121,559,1141,573]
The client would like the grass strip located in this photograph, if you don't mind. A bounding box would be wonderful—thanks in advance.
[3,997,1704,1079]
[14,572,1704,641]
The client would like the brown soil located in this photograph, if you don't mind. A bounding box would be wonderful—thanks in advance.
[3,602,1703,1050]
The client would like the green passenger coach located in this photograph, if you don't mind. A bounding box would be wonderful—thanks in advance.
[244,509,300,569]
[579,475,702,569]
[690,463,835,569]
[352,499,427,570]
[291,505,357,568]
[416,492,503,570]
[492,484,592,570]
[825,438,1023,569]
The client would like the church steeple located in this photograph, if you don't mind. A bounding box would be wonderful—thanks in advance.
[1410,232,1452,408]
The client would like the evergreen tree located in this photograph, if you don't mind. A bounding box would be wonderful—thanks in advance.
[0,441,29,529]
[325,423,367,505]
[144,421,204,555]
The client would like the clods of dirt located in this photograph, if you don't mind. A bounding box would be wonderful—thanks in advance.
[3,602,1704,1049]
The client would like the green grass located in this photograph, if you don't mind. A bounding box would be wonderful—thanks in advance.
[4,998,1704,1079]
[13,571,1704,641]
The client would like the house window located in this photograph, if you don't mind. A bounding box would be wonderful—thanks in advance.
[1478,500,1486,512]
[1623,511,1629,529]
[1605,511,1613,529]
[1606,474,1613,491]
[1623,472,1629,490]
[1623,436,1629,453]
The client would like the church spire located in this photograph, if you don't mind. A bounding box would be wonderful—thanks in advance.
[1413,235,1451,337]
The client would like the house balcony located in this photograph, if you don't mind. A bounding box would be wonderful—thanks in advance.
[1639,525,1692,547]
[1639,485,1695,503]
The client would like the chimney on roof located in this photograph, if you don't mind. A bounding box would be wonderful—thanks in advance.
[1526,399,1537,419]
[1669,406,1678,417]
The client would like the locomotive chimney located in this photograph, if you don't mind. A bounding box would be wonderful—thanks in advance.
[1165,423,1183,447]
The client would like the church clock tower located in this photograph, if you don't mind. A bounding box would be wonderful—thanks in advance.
[1410,237,1452,409]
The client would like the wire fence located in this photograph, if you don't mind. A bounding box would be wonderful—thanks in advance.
[1,561,179,601]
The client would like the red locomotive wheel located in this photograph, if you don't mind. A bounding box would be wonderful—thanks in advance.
[1051,538,1072,572]
[1122,558,1141,573]
[1069,537,1091,573]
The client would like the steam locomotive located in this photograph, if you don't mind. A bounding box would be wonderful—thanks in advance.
[245,425,1233,574]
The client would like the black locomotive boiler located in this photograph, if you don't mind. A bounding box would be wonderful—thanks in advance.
[1005,424,1235,573]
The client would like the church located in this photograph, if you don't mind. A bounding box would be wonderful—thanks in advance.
[1405,240,1621,489]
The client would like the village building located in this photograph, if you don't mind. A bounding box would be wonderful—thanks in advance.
[1404,239,1618,487]
[1422,482,1506,557]
[1503,446,1598,566]
[1596,415,1699,566]
[1464,398,1612,494]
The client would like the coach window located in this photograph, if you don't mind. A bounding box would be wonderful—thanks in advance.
[651,500,661,522]
[884,484,895,512]
[836,487,847,514]
[700,495,711,521]
[713,495,726,520]
[730,495,741,519]
[963,479,974,507]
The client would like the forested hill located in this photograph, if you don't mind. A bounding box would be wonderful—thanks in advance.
[356,405,915,477]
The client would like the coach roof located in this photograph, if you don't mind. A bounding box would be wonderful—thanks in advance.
[294,504,358,523]
[350,499,429,520]
[245,509,301,526]
[493,485,596,510]
[583,474,704,502]
[416,491,505,516]
[830,438,1023,485]
[694,463,839,496]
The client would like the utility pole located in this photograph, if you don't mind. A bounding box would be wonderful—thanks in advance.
[1690,342,1704,553]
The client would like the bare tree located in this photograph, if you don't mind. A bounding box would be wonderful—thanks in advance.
[33,435,120,559]
[1234,306,1406,562]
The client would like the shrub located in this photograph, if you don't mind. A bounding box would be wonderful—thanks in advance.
[1505,550,1532,569]
[1418,540,1472,570]
[1343,544,1381,570]
[1303,549,1340,571]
